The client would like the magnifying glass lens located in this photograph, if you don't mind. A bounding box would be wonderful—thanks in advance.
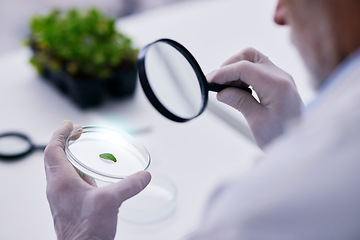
[138,39,252,123]
[0,134,33,159]
[145,42,204,119]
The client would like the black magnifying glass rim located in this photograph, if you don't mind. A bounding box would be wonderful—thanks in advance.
[0,132,35,160]
[137,38,209,123]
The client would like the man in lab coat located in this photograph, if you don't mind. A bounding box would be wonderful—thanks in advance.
[44,0,360,239]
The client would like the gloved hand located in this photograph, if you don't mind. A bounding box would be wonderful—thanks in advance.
[44,121,151,240]
[207,48,304,149]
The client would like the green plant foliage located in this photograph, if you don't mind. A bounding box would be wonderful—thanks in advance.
[26,8,138,80]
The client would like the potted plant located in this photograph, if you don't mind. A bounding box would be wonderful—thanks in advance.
[25,8,139,108]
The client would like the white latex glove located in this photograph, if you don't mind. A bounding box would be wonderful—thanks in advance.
[207,48,304,149]
[44,121,151,240]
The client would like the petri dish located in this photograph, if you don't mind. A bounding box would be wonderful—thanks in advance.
[118,174,177,224]
[65,126,151,183]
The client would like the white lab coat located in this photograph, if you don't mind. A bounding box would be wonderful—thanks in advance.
[189,50,360,240]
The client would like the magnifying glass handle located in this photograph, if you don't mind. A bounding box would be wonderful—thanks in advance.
[35,145,47,151]
[208,82,252,94]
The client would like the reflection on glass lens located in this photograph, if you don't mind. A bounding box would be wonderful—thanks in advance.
[0,136,31,155]
[145,42,203,119]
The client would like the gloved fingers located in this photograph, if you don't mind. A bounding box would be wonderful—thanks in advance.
[68,125,82,141]
[76,168,98,187]
[60,124,97,186]
[49,120,73,151]
[220,47,269,67]
[207,60,285,99]
[216,87,264,122]
[105,170,151,208]
[209,47,285,96]
[207,60,257,88]
[44,120,79,181]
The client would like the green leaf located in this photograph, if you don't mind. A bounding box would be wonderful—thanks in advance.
[99,153,117,162]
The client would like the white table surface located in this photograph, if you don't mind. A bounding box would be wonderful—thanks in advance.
[0,0,312,239]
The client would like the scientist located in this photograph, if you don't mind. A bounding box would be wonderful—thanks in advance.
[44,0,360,239]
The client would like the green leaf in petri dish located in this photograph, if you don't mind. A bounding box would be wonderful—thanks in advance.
[99,153,117,162]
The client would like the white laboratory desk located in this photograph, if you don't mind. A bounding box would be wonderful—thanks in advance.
[0,0,312,239]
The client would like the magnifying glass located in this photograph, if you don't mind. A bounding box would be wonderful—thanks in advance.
[137,38,252,122]
[0,132,46,161]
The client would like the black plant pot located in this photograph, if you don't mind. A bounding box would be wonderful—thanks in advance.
[64,75,106,109]
[40,64,137,109]
[42,68,68,94]
[106,64,137,98]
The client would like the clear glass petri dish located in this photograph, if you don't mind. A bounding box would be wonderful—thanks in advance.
[65,126,151,183]
[118,174,177,224]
